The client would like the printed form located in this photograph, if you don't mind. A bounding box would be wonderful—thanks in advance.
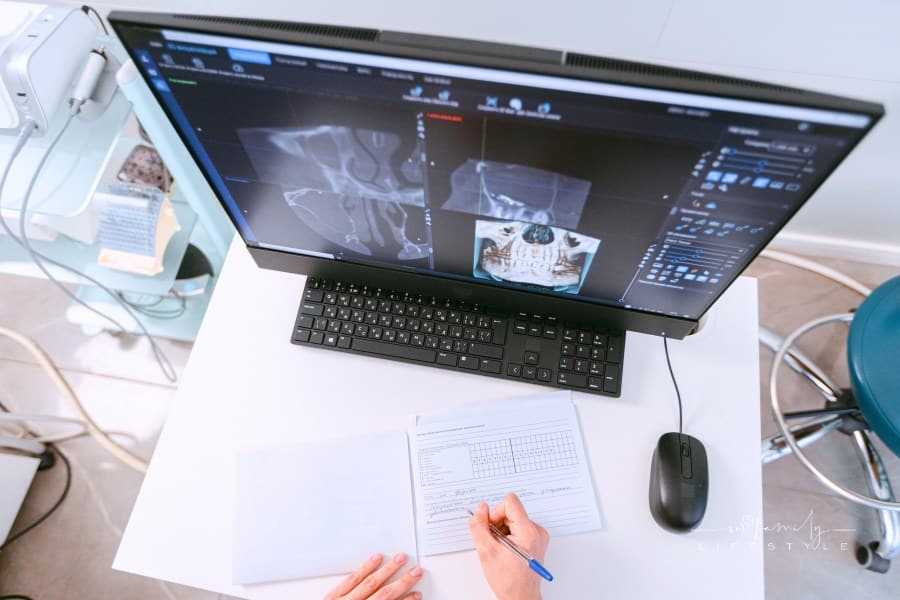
[409,393,602,555]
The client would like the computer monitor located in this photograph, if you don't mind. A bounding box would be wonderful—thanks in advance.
[109,12,882,343]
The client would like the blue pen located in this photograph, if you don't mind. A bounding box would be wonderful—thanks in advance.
[465,507,554,582]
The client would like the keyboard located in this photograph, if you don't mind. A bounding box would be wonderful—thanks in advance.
[291,277,625,396]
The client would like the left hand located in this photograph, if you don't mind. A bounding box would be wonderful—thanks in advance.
[324,552,423,600]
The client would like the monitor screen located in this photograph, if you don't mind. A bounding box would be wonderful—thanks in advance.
[113,23,876,322]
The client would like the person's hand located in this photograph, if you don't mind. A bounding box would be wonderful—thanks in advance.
[468,493,550,600]
[324,552,423,600]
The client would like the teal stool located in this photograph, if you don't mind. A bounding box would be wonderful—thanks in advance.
[762,275,900,573]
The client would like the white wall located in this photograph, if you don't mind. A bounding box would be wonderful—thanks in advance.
[85,0,900,264]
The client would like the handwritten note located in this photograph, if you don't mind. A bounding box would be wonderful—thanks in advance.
[409,393,602,555]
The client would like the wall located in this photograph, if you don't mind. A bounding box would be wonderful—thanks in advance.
[85,0,900,264]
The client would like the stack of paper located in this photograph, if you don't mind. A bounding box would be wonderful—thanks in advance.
[232,391,602,584]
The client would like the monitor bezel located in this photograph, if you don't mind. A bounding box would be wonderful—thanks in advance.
[107,11,884,339]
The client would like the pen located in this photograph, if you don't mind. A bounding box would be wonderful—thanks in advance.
[465,507,554,582]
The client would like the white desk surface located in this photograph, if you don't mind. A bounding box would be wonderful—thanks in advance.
[114,238,764,599]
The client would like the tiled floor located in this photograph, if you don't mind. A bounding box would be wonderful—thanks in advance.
[0,253,897,599]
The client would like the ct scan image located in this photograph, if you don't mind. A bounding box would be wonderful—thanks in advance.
[473,219,601,294]
[441,159,591,229]
[237,125,429,261]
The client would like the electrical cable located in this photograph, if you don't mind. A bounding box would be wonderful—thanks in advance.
[662,334,683,435]
[80,4,110,35]
[0,111,177,382]
[759,249,872,297]
[0,325,148,473]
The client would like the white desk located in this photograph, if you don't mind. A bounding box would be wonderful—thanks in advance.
[114,238,764,599]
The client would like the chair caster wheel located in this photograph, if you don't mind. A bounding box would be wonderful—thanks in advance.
[856,541,891,573]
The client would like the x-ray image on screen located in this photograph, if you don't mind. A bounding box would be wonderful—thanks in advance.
[473,220,601,294]
[237,125,428,260]
[442,160,591,229]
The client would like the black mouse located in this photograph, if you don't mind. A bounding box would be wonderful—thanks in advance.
[649,432,709,533]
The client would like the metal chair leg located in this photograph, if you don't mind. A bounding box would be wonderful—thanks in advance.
[759,326,842,403]
[762,414,843,464]
[851,429,900,572]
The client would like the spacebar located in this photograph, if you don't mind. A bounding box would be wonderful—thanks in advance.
[351,339,436,363]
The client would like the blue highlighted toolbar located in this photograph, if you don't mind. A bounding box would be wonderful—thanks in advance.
[227,48,272,65]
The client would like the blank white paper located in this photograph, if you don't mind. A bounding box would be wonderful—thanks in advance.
[233,430,417,584]
[409,394,602,555]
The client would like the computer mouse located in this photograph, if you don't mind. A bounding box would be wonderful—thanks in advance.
[649,432,708,533]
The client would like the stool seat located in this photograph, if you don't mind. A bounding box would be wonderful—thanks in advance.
[848,275,900,457]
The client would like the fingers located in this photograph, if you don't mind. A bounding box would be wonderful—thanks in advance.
[371,565,424,600]
[397,593,423,600]
[345,551,409,600]
[489,492,529,532]
[326,553,383,599]
[468,502,498,555]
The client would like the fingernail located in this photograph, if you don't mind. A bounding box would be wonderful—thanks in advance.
[392,551,407,564]
[410,565,423,577]
[369,553,382,563]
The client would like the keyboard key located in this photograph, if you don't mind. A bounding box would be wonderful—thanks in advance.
[421,307,434,319]
[340,322,355,335]
[523,365,537,379]
[304,289,324,302]
[524,351,540,365]
[350,295,364,309]
[478,315,492,328]
[477,329,493,343]
[435,323,449,336]
[463,327,478,341]
[436,351,457,366]
[508,363,522,377]
[421,321,435,334]
[574,359,588,373]
[449,326,463,338]
[406,304,419,317]
[448,311,461,324]
[338,308,352,320]
[352,338,437,363]
[307,277,320,289]
[323,292,337,305]
[293,328,311,343]
[588,377,603,391]
[324,306,338,319]
[458,355,479,370]
[576,345,590,358]
[371,326,383,340]
[513,321,528,335]
[337,334,352,349]
[593,333,608,347]
[300,302,324,316]
[463,313,477,326]
[591,346,606,361]
[351,310,364,323]
[379,314,393,327]
[604,364,621,393]
[492,320,507,345]
[424,335,439,349]
[559,357,573,371]
[439,338,453,351]
[309,331,325,345]
[469,343,503,360]
[392,316,407,329]
[365,312,378,325]
[453,340,469,353]
[589,361,604,376]
[562,328,576,342]
[561,343,574,356]
[577,331,591,344]
[537,368,552,382]
[407,318,421,332]
[327,320,341,333]
[542,326,558,339]
[397,331,411,344]
[480,359,502,374]
[298,315,315,329]
[527,323,542,336]
[324,333,338,346]
[608,336,624,363]
[410,333,424,346]
[557,371,587,388]
[356,324,369,338]
[383,329,397,343]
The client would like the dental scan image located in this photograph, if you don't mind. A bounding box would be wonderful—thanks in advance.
[473,220,601,293]
[441,159,591,229]
[237,125,429,261]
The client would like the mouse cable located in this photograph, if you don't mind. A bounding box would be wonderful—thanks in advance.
[662,334,683,434]
[81,4,110,35]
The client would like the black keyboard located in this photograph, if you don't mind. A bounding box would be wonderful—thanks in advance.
[291,277,625,397]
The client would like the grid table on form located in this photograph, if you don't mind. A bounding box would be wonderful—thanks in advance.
[471,431,578,478]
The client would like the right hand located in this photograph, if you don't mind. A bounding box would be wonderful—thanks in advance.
[468,493,550,600]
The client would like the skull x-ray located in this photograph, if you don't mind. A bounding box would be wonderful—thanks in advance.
[237,125,429,261]
[442,160,591,229]
[473,220,601,293]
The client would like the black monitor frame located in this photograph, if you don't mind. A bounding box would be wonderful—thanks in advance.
[108,11,884,339]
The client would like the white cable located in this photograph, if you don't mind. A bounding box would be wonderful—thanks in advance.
[0,325,148,472]
[0,412,88,436]
[0,97,177,382]
[760,249,873,297]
